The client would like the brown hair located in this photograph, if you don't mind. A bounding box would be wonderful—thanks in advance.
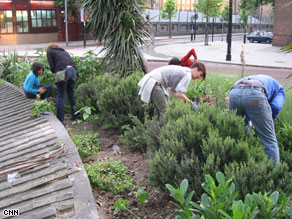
[168,57,181,65]
[46,43,61,52]
[191,62,206,80]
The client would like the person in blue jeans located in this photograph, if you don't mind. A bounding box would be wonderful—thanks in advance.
[229,75,285,166]
[23,62,52,100]
[46,43,78,123]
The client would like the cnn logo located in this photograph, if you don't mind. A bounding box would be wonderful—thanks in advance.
[2,209,19,217]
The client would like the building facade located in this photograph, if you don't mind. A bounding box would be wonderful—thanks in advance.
[273,0,292,46]
[0,0,82,45]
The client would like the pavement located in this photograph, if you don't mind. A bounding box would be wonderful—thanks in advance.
[0,35,291,69]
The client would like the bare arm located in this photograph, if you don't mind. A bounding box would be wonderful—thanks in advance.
[172,92,192,103]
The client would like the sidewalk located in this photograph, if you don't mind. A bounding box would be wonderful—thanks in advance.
[0,36,291,69]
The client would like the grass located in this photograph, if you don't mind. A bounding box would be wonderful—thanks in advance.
[0,79,5,83]
[277,90,292,125]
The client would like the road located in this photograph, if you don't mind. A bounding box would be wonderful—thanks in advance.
[146,61,291,85]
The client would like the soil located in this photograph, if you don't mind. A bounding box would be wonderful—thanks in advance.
[64,117,175,219]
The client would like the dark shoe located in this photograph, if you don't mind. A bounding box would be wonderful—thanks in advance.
[70,114,80,121]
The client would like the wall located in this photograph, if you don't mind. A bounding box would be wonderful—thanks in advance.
[0,33,58,45]
[151,22,273,37]
[273,0,292,46]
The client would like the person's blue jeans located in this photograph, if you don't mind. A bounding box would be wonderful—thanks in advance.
[56,67,77,123]
[24,84,52,100]
[229,86,280,166]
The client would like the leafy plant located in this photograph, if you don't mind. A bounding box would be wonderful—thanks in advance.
[167,173,292,219]
[113,188,149,218]
[166,179,195,219]
[73,106,96,125]
[85,158,134,194]
[136,188,149,204]
[31,100,57,117]
[71,132,100,158]
[0,50,31,87]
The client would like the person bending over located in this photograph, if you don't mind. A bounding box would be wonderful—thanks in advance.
[138,62,206,125]
[229,75,285,166]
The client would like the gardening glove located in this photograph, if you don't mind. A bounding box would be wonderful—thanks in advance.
[191,101,198,111]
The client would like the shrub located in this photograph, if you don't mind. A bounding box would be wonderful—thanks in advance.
[148,99,292,200]
[76,71,147,130]
[84,159,134,194]
[31,100,56,117]
[121,114,159,152]
[0,51,31,87]
[71,132,100,158]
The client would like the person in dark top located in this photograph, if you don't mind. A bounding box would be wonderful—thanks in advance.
[23,62,52,100]
[46,43,78,123]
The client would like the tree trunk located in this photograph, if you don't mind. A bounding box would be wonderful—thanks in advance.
[169,18,172,38]
[205,17,209,45]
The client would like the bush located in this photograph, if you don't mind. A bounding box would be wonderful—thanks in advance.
[75,71,147,130]
[31,100,56,117]
[148,99,292,200]
[71,132,100,158]
[84,159,134,194]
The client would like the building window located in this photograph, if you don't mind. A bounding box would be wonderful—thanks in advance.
[31,10,56,28]
[0,10,13,33]
[16,10,28,33]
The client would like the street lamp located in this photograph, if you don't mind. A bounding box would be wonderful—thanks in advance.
[64,0,68,46]
[226,0,233,61]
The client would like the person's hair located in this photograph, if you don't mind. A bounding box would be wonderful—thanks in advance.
[46,43,61,52]
[168,57,181,65]
[31,62,44,76]
[191,62,206,80]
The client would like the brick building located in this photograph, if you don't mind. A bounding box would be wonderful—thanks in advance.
[0,0,82,45]
[273,0,292,46]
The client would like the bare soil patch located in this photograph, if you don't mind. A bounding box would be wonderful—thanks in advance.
[64,117,175,219]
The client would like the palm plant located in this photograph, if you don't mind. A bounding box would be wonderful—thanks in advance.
[80,0,150,77]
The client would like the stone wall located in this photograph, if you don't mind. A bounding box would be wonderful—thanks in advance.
[273,0,292,46]
[150,22,273,37]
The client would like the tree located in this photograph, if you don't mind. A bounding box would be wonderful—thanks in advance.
[161,0,178,38]
[195,0,223,45]
[239,0,250,43]
[80,0,150,77]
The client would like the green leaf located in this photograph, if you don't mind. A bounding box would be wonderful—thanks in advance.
[216,171,225,185]
[269,191,279,206]
[180,179,189,196]
[218,209,232,219]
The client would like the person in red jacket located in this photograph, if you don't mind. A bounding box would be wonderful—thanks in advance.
[168,48,198,67]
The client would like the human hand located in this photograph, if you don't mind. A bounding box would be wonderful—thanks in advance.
[38,88,46,93]
[36,94,41,99]
[191,101,198,110]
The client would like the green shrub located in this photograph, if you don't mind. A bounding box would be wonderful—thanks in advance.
[0,51,31,87]
[85,159,134,194]
[71,132,100,158]
[121,114,159,152]
[148,99,292,200]
[31,100,56,117]
[76,71,147,130]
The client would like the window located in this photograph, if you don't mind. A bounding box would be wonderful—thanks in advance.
[0,10,13,33]
[31,10,56,28]
[16,10,28,33]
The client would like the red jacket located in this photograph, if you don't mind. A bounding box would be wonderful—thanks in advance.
[180,48,198,67]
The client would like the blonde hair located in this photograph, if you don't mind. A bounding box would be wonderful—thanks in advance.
[46,43,61,52]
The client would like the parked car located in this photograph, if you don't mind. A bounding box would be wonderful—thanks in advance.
[247,30,273,44]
